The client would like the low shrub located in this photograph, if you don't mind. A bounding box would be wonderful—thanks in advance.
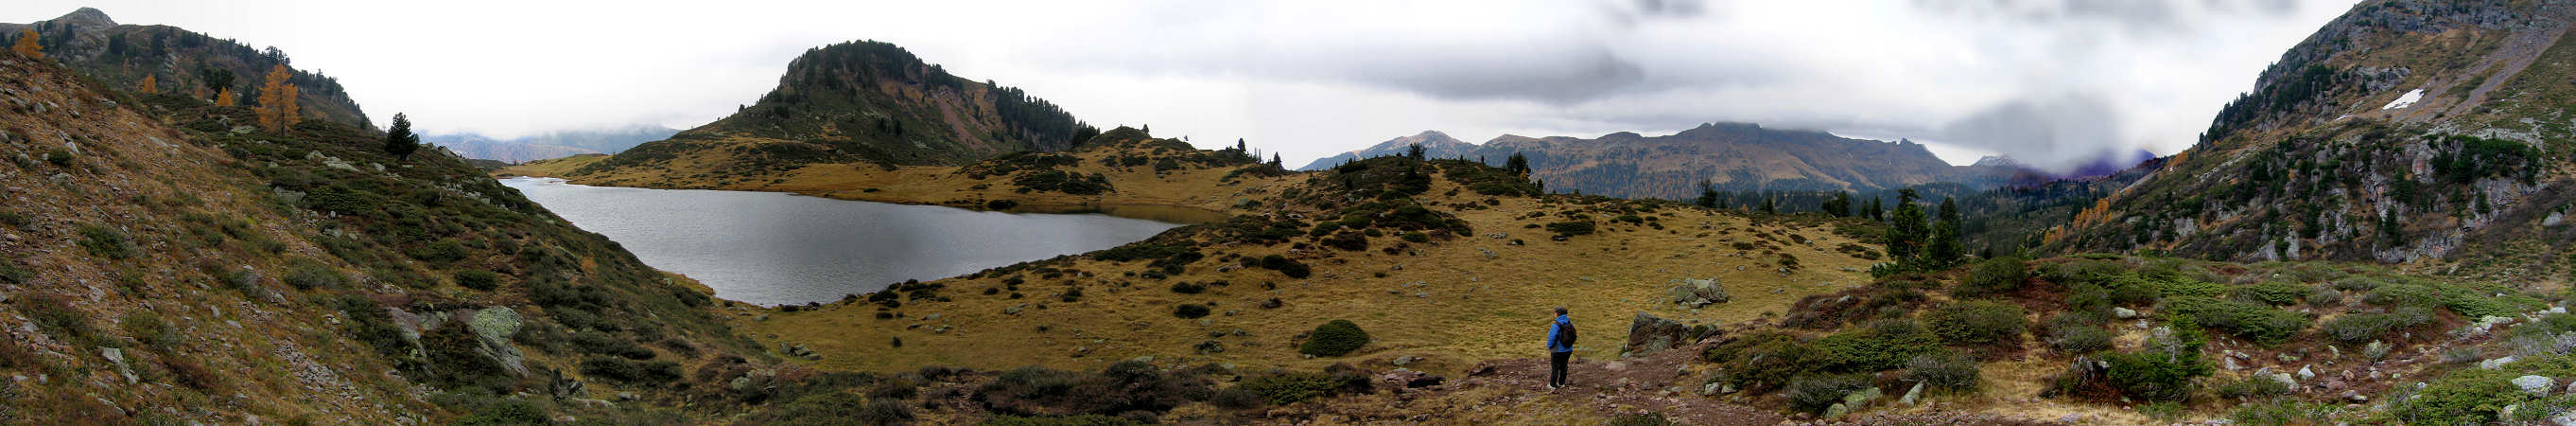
[1925,300,2028,346]
[1903,349,1982,391]
[2393,369,2527,426]
[983,415,1136,426]
[579,356,681,383]
[1210,388,1263,410]
[1173,304,1210,319]
[2051,327,2114,354]
[120,311,178,352]
[1168,282,1205,294]
[1239,372,1341,405]
[21,294,98,346]
[2232,282,2306,306]
[1258,255,1312,278]
[1783,374,1872,413]
[283,259,344,291]
[1702,331,1827,391]
[1817,318,1941,372]
[1956,257,2029,297]
[1545,221,1596,237]
[456,270,500,291]
[2318,308,2434,345]
[2363,283,2443,308]
[2101,349,2213,401]
[1299,319,1370,357]
[2163,296,2309,345]
[78,224,137,259]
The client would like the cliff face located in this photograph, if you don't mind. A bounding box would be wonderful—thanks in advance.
[2045,0,2576,279]
[2,8,374,129]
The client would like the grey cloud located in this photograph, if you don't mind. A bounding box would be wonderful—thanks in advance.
[1910,0,2303,34]
[1934,93,2127,171]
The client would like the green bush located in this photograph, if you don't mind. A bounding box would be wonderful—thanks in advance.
[2363,283,2443,307]
[2152,276,2229,298]
[2232,282,2306,306]
[1817,318,1941,372]
[1925,300,2028,346]
[2051,327,2114,354]
[2318,308,2433,344]
[456,270,500,291]
[2101,349,2213,402]
[1239,372,1341,405]
[21,294,99,346]
[1168,282,1205,294]
[2163,296,2309,345]
[410,239,470,262]
[1783,374,1872,413]
[1400,231,1429,243]
[1210,388,1263,410]
[1545,221,1596,237]
[282,259,344,291]
[120,311,179,352]
[1956,257,2029,297]
[1299,319,1370,357]
[2393,369,2527,426]
[2445,292,2545,319]
[580,356,681,383]
[1258,255,1312,278]
[78,224,137,259]
[1703,331,1826,391]
[1173,304,1210,319]
[1903,349,1981,391]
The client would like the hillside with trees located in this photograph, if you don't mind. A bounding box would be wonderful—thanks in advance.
[0,8,373,129]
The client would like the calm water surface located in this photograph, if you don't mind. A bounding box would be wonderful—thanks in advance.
[502,177,1182,306]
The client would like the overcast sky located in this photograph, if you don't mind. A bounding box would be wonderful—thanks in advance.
[5,0,2358,170]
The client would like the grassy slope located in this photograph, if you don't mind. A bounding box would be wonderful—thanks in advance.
[0,55,759,423]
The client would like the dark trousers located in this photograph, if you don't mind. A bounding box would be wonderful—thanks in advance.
[1548,351,1571,387]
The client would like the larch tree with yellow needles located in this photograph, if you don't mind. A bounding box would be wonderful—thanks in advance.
[9,29,39,59]
[139,75,158,95]
[253,64,299,132]
[215,89,235,106]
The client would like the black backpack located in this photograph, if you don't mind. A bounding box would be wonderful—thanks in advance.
[1552,321,1576,348]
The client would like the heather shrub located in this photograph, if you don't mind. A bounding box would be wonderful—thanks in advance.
[1925,300,2028,346]
[1299,319,1370,357]
[1903,349,1982,391]
[1956,257,2029,297]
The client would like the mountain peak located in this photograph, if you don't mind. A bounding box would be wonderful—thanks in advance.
[1412,130,1450,138]
[53,8,115,27]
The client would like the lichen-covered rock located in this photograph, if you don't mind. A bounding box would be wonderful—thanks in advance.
[1622,311,1718,357]
[1668,277,1728,308]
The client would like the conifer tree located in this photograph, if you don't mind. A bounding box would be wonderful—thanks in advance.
[215,88,235,106]
[383,114,421,161]
[1927,197,1965,267]
[1405,143,1426,160]
[253,64,299,132]
[1505,152,1530,176]
[9,29,41,60]
[1887,189,1927,260]
[1694,180,1719,208]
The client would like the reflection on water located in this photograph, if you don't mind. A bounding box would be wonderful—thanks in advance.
[503,178,1183,306]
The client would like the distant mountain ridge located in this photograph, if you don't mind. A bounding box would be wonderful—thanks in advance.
[1,8,373,129]
[1306,123,2017,199]
[1297,131,1478,170]
[428,125,679,163]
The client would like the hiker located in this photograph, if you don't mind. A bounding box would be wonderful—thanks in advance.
[1544,307,1575,388]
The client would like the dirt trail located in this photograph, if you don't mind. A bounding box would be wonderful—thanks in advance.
[1306,339,2062,425]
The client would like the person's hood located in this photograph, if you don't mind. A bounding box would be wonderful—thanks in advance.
[1555,314,1571,324]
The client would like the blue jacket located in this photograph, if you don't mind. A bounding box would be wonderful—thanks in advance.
[1544,314,1574,353]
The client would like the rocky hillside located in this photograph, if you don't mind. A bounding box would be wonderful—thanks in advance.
[0,51,765,423]
[1315,123,2015,200]
[429,125,680,163]
[599,40,1096,170]
[0,8,373,129]
[2042,0,2576,283]
[1296,130,1480,170]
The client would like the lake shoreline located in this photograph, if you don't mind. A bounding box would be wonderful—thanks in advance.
[500,177,1184,307]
